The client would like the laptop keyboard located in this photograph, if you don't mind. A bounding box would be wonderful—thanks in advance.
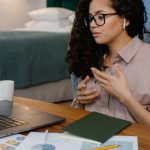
[0,115,27,130]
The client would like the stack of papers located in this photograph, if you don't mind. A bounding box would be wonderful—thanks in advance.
[15,132,138,150]
[0,132,138,150]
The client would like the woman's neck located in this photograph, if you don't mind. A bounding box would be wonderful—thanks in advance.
[108,34,133,56]
[105,34,133,67]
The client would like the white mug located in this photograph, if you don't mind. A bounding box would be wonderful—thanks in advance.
[0,80,14,101]
[0,80,14,116]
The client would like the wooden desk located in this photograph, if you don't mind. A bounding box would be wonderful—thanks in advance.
[14,97,150,150]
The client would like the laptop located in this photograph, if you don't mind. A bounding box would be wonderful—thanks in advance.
[0,100,65,138]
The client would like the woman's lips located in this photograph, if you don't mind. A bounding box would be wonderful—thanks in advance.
[92,32,101,38]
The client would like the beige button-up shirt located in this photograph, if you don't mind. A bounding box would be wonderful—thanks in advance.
[72,37,150,122]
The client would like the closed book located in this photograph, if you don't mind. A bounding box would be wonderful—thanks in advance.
[63,112,131,143]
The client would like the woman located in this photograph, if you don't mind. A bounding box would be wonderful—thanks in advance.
[66,0,150,127]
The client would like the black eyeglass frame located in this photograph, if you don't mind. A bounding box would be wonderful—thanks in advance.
[84,12,118,27]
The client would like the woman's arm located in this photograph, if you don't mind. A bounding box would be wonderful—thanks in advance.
[123,92,150,127]
[91,64,150,127]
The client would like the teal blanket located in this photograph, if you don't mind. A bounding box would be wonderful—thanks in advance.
[0,31,70,88]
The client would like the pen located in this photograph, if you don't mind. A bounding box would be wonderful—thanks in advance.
[44,130,48,144]
[93,145,120,150]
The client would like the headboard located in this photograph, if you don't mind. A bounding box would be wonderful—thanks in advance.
[46,0,80,11]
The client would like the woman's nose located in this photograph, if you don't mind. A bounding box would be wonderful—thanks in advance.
[90,19,97,28]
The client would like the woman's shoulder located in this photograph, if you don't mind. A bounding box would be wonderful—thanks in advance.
[141,42,150,52]
[132,38,150,62]
[139,34,150,50]
[137,42,150,64]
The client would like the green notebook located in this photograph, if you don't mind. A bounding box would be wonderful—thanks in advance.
[63,112,131,143]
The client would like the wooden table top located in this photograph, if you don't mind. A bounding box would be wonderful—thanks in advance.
[14,97,150,150]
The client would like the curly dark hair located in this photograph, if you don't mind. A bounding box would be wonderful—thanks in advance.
[66,0,147,79]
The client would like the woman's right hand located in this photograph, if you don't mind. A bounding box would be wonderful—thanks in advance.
[76,76,99,104]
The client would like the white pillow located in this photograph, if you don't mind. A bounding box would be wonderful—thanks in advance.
[28,7,74,21]
[25,21,35,28]
[68,13,75,23]
[25,20,71,29]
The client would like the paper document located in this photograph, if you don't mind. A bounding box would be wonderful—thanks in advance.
[16,132,138,150]
[0,134,26,150]
[99,136,138,150]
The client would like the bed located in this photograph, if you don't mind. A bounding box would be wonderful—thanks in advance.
[0,31,72,102]
[0,1,80,103]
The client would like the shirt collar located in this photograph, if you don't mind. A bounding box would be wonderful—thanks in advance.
[117,36,143,63]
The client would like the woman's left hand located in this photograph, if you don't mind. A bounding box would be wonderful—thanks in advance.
[91,64,131,103]
[91,64,150,127]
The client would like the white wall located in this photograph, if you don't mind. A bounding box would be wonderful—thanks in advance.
[0,0,46,30]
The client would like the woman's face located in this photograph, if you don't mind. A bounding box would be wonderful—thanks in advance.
[89,0,126,45]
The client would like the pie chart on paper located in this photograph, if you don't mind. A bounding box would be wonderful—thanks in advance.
[31,144,56,150]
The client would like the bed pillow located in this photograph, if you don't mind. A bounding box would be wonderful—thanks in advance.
[68,13,75,23]
[25,21,35,28]
[25,20,71,29]
[28,7,74,21]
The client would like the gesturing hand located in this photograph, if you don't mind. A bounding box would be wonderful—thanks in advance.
[76,76,99,104]
[91,64,131,103]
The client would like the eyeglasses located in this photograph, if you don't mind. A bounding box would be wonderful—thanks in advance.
[84,12,118,27]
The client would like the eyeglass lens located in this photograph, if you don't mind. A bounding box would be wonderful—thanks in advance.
[89,14,105,26]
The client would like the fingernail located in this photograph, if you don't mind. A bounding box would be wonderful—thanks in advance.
[91,68,94,72]
[91,67,94,70]
[95,93,99,96]
[82,84,86,87]
[94,89,97,92]
[77,97,81,100]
